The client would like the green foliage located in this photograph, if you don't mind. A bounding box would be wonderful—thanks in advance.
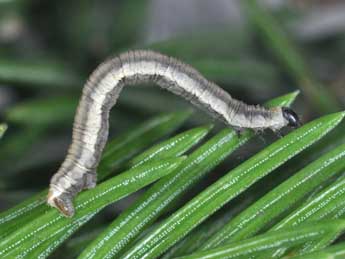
[202,143,345,249]
[78,91,298,259]
[0,1,344,258]
[5,96,78,126]
[0,59,81,89]
[119,112,344,259]
[0,111,192,239]
[0,124,7,140]
[242,0,341,113]
[174,221,345,259]
[4,92,345,259]
[0,157,185,258]
[291,243,345,259]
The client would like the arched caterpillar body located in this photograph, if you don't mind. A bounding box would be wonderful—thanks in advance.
[48,50,300,217]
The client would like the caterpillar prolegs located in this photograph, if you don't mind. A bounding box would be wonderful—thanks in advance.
[47,50,300,217]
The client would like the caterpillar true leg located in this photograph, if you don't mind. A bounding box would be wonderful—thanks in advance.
[47,50,300,217]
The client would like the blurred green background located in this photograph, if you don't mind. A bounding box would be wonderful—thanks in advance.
[0,0,344,257]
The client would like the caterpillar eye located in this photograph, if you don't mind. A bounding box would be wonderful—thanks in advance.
[282,107,300,128]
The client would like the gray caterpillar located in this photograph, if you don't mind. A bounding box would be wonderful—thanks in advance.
[48,50,300,217]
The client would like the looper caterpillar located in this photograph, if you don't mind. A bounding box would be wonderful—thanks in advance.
[48,50,300,217]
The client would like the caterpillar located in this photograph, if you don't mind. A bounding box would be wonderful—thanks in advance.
[47,50,300,217]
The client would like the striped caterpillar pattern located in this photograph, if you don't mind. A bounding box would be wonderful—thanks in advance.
[48,50,300,217]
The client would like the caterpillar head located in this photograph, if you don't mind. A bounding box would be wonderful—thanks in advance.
[47,187,75,217]
[282,107,300,128]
